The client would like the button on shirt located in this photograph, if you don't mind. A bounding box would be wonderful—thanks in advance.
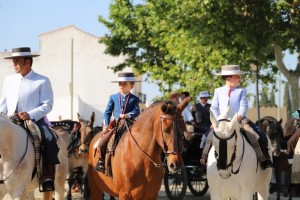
[210,85,248,119]
[0,70,53,121]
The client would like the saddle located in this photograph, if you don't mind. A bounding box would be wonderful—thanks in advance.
[96,119,133,177]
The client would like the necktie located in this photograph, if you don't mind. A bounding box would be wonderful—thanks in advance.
[228,88,232,97]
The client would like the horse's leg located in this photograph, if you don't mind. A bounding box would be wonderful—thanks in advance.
[275,167,282,200]
[83,172,91,200]
[88,166,104,200]
[43,191,53,200]
[26,190,35,200]
[67,170,74,200]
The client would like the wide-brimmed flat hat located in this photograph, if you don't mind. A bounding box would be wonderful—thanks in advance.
[4,47,40,59]
[199,91,211,98]
[215,65,246,76]
[292,110,300,119]
[111,72,141,82]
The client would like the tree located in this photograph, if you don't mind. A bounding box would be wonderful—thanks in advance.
[283,82,292,120]
[269,90,277,107]
[99,0,300,100]
[260,87,269,107]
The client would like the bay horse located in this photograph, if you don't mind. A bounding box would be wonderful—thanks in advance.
[0,114,70,200]
[207,108,272,200]
[256,116,289,200]
[88,99,189,200]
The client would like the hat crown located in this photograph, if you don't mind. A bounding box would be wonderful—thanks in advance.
[199,91,211,97]
[12,47,31,53]
[111,72,141,82]
[215,64,245,76]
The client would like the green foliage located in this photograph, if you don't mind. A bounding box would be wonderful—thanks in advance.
[98,0,300,97]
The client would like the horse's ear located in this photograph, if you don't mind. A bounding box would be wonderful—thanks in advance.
[178,96,191,113]
[210,110,218,128]
[77,113,83,122]
[230,114,239,129]
[90,112,95,123]
[161,104,168,113]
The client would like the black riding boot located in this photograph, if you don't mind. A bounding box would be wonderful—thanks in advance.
[258,138,273,170]
[42,164,55,191]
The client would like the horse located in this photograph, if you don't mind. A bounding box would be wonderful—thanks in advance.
[207,109,272,200]
[51,112,95,200]
[88,99,189,200]
[256,116,289,200]
[0,114,70,200]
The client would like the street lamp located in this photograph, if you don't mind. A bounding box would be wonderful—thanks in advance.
[250,63,260,120]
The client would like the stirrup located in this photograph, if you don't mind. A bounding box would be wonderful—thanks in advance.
[95,160,105,172]
[40,178,55,192]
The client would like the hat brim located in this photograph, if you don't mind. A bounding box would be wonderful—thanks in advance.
[4,55,40,59]
[199,95,211,98]
[111,80,141,82]
[215,71,246,76]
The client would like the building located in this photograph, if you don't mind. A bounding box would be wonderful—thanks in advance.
[0,25,143,126]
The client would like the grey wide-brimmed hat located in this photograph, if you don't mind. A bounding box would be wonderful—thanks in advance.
[215,65,246,76]
[111,72,141,82]
[4,47,40,59]
[199,91,211,98]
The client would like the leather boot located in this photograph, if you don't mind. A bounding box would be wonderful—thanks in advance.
[258,138,273,170]
[42,164,55,191]
[95,149,106,172]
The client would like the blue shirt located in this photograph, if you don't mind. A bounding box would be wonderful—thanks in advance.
[210,85,248,119]
[103,92,140,126]
[0,70,53,121]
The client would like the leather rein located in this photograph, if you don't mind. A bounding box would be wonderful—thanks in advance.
[125,111,183,168]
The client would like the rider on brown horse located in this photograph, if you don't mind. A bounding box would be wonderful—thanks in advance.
[96,72,141,172]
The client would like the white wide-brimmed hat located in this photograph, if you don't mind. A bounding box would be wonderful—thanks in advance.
[4,47,40,59]
[199,91,211,98]
[111,72,141,82]
[215,65,246,76]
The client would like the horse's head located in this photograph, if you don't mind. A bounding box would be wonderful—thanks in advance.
[256,116,283,156]
[77,112,95,155]
[284,117,300,138]
[157,97,190,172]
[210,110,240,179]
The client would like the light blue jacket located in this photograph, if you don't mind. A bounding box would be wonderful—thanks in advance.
[210,85,248,119]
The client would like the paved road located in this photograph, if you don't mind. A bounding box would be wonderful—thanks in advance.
[3,182,300,199]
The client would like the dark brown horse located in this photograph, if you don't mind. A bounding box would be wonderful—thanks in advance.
[88,99,189,200]
[256,116,289,200]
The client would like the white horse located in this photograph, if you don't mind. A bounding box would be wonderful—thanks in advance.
[0,114,70,200]
[207,109,272,200]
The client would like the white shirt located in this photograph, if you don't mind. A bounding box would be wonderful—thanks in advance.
[0,70,53,121]
[182,107,194,122]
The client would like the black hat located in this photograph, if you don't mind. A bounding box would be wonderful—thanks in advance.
[4,47,40,59]
[111,72,141,82]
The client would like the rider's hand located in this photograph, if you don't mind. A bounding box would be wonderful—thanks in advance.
[102,126,108,133]
[18,112,30,120]
[120,114,129,119]
[237,115,243,122]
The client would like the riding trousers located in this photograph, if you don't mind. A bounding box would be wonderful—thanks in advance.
[36,118,60,164]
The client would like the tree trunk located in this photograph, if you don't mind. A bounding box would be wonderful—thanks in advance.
[274,44,300,111]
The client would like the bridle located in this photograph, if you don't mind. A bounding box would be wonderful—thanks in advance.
[78,120,93,154]
[126,103,184,167]
[213,119,244,175]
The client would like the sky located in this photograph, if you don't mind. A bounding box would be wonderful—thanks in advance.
[0,0,161,102]
[0,0,297,105]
